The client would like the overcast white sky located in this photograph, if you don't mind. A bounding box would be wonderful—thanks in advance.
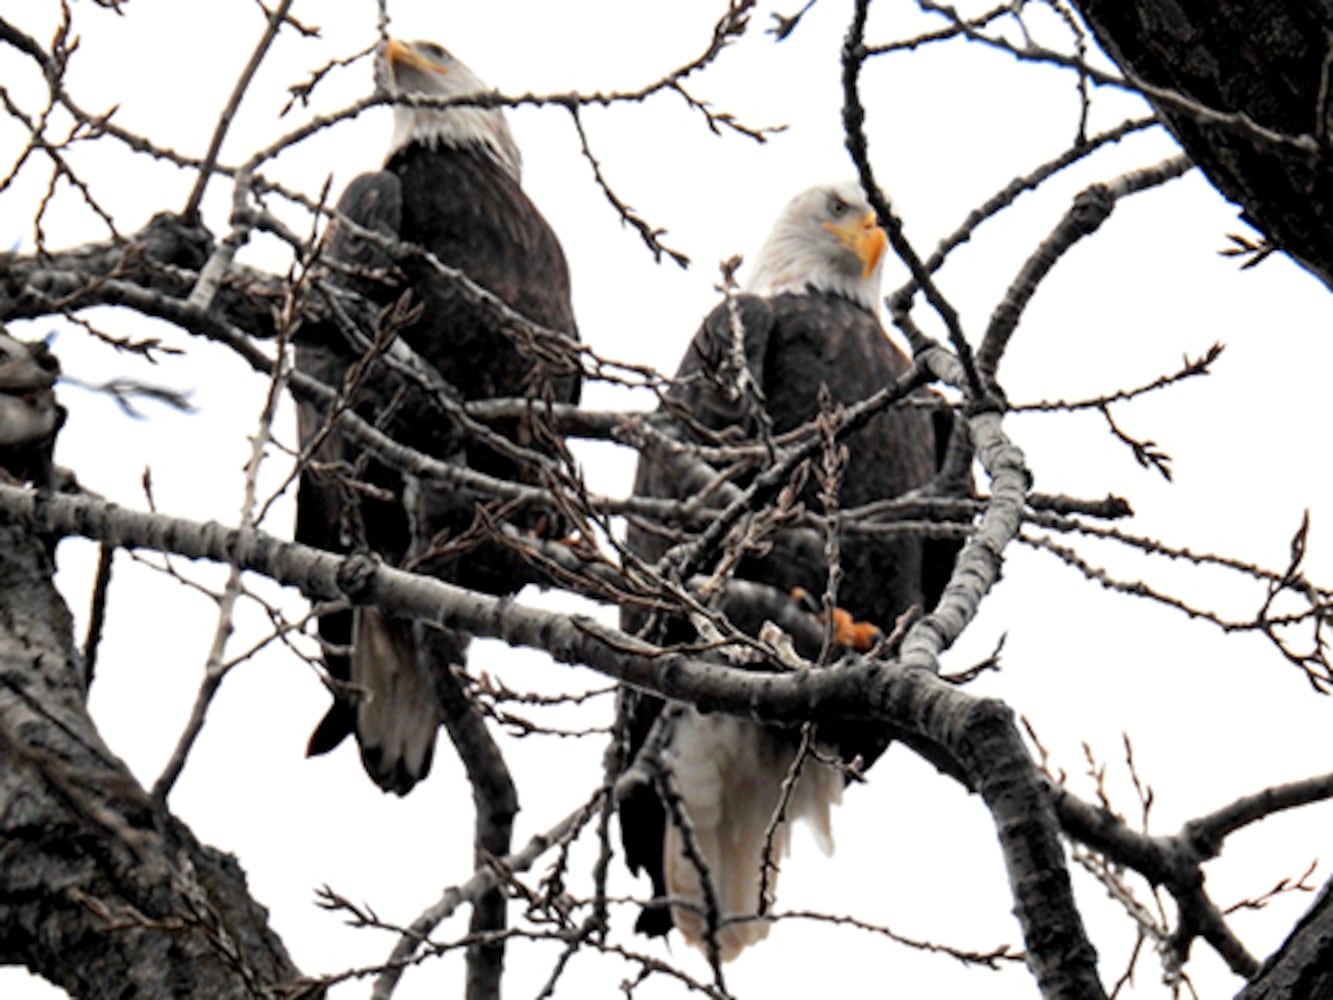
[3,1,1333,998]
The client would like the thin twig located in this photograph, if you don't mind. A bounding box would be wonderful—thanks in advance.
[183,0,296,219]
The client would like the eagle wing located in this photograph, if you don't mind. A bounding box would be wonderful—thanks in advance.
[296,170,444,793]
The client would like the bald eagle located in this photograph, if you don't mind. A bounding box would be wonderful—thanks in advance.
[618,182,957,959]
[296,39,579,794]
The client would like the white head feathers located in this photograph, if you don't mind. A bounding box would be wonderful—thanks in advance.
[377,39,522,181]
[745,181,889,313]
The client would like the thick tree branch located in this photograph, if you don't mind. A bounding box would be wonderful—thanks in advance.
[0,480,1104,998]
[1071,0,1333,292]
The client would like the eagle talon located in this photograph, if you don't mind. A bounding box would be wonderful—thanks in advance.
[829,607,883,651]
[789,587,883,651]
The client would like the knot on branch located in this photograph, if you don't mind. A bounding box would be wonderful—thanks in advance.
[1070,184,1115,236]
[1178,817,1223,864]
[335,552,380,604]
[137,213,214,271]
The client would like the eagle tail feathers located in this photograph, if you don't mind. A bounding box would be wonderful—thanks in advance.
[664,710,842,961]
[305,698,355,757]
[352,607,441,796]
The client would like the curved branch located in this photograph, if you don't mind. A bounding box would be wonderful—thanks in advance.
[182,0,296,219]
[841,0,984,399]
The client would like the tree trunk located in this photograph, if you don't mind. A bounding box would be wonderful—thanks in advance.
[0,516,310,999]
[1236,876,1333,1000]
[1073,0,1333,291]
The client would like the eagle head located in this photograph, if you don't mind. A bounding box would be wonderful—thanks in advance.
[746,181,889,313]
[377,38,522,181]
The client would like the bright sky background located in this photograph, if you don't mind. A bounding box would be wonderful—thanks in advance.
[3,1,1332,998]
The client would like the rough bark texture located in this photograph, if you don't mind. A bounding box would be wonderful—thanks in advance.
[1236,876,1333,999]
[1072,0,1333,291]
[0,517,308,999]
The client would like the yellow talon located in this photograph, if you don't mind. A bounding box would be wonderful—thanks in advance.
[790,588,882,651]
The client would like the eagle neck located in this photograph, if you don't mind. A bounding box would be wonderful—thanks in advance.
[751,274,880,316]
[747,238,881,313]
[387,109,522,183]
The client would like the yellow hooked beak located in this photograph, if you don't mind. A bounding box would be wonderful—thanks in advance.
[384,39,449,75]
[822,211,887,279]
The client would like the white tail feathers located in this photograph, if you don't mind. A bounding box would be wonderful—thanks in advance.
[664,709,842,961]
[352,608,441,795]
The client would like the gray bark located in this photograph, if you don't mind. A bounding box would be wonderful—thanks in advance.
[1072,0,1333,291]
[1236,877,1333,1000]
[0,516,309,998]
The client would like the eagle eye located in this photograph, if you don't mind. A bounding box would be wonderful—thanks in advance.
[828,194,850,217]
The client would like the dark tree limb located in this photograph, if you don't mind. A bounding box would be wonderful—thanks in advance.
[432,656,518,1000]
[1071,0,1333,292]
[1237,876,1333,1000]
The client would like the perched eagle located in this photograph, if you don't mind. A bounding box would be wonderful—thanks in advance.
[296,39,579,794]
[618,181,957,959]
